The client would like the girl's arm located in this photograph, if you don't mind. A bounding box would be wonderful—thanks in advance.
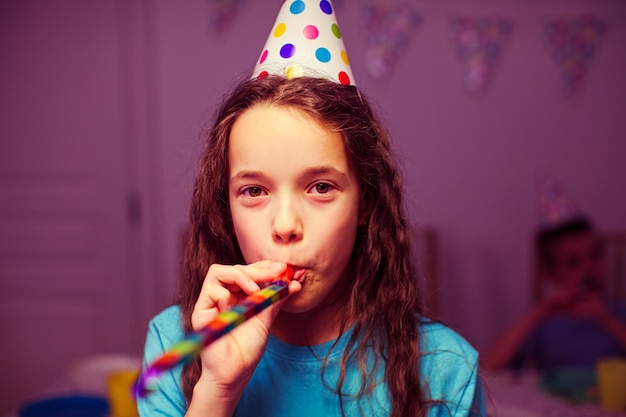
[185,377,242,417]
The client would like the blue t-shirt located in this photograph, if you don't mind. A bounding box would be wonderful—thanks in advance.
[137,305,485,417]
[514,303,626,371]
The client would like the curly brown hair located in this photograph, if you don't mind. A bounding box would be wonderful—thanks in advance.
[178,75,425,417]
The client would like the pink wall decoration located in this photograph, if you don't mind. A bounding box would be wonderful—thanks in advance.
[544,14,606,97]
[206,0,248,36]
[361,2,422,81]
[449,15,513,94]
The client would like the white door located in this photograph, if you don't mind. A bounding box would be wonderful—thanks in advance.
[0,1,144,412]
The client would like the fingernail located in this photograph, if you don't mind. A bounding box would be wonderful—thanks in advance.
[248,280,260,292]
[270,262,286,272]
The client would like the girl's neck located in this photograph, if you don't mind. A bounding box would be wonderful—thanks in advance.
[271,300,347,346]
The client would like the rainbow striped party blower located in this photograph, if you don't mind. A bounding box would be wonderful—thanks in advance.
[134,266,295,397]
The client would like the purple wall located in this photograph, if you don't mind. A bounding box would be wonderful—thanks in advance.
[155,0,626,350]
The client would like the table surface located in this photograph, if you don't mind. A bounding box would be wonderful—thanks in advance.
[6,362,624,417]
[484,370,626,417]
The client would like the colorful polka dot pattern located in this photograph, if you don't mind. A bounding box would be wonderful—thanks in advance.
[253,0,355,85]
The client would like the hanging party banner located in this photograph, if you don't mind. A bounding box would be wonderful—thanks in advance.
[449,15,513,94]
[544,14,606,97]
[206,0,248,36]
[362,2,422,81]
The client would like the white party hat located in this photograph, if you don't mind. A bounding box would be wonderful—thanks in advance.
[536,179,586,231]
[253,0,355,85]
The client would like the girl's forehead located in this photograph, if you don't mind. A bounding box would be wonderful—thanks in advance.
[239,103,320,127]
[231,106,339,149]
[228,104,351,176]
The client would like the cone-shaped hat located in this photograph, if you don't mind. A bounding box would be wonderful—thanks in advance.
[253,0,355,85]
[536,179,586,231]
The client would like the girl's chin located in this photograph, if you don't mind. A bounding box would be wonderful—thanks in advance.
[279,295,317,314]
[279,289,340,316]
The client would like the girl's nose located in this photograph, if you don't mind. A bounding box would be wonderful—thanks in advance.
[272,198,303,243]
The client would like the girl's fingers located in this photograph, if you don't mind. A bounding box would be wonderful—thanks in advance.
[194,261,288,313]
[207,263,257,294]
[251,279,302,329]
[215,261,286,290]
[287,279,302,295]
[231,262,287,290]
[191,299,221,332]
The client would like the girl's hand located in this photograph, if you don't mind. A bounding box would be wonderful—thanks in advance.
[190,261,301,398]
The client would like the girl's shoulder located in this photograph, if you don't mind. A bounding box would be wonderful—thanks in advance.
[150,304,182,322]
[138,305,188,415]
[418,318,478,364]
[147,304,185,342]
[417,319,483,414]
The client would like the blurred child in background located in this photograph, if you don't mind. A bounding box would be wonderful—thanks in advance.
[483,180,626,372]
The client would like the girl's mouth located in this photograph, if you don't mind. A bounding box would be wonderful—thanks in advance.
[287,265,307,283]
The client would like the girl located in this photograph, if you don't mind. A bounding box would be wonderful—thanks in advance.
[138,75,484,417]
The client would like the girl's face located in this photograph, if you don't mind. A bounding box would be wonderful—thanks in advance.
[228,104,360,313]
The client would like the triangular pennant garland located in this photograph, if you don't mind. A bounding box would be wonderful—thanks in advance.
[544,14,606,97]
[449,15,513,94]
[362,2,422,81]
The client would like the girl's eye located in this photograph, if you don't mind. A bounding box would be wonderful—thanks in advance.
[242,187,265,197]
[310,182,333,194]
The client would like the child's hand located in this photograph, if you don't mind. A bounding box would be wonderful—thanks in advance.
[191,261,302,397]
[568,291,610,320]
[541,287,580,315]
[543,287,609,320]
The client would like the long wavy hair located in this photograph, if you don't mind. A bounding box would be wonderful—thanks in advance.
[179,75,425,417]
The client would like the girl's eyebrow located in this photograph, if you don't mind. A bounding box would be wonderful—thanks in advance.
[230,166,347,183]
[230,170,266,182]
[301,166,347,178]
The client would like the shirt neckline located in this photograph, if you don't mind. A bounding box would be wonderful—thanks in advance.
[266,326,355,362]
